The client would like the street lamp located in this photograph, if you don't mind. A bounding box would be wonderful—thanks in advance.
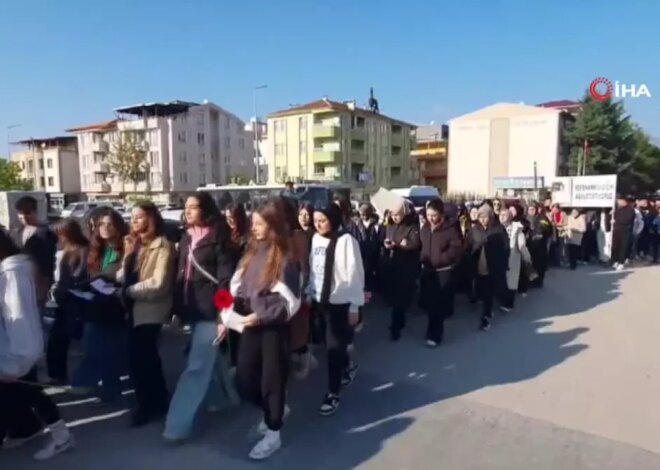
[253,85,268,184]
[6,124,22,158]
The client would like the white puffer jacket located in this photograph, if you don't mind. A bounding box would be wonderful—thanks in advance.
[0,254,44,378]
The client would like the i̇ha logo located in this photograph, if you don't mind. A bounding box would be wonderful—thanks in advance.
[589,77,652,101]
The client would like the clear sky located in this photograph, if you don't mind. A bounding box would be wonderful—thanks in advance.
[1,0,658,155]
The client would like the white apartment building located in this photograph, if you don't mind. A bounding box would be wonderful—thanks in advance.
[245,118,269,183]
[67,100,254,200]
[448,102,571,197]
[10,137,81,210]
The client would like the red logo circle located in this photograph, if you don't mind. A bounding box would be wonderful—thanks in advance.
[589,77,613,101]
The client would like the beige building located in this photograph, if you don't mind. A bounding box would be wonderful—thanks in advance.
[411,124,449,194]
[10,136,81,210]
[448,103,571,197]
[67,100,254,200]
[267,98,415,189]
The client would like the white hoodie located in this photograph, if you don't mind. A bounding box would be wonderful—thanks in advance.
[0,254,44,378]
[307,232,365,313]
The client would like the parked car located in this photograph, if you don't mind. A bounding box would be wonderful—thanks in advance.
[61,201,124,219]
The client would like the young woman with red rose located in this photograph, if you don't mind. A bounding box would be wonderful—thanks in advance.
[163,191,239,442]
[231,199,301,460]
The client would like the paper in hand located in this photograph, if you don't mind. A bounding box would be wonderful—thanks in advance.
[90,278,118,295]
[220,309,245,333]
[69,289,95,301]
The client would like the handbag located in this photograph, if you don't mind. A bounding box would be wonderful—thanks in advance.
[188,247,244,333]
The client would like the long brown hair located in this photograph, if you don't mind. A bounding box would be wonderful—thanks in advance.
[239,199,290,290]
[128,201,165,270]
[87,208,128,274]
[54,218,89,269]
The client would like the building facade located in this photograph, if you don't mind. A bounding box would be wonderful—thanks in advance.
[10,137,81,210]
[67,100,254,200]
[447,103,570,197]
[411,124,449,194]
[267,98,415,189]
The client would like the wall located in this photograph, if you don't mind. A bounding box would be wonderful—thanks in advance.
[508,114,560,181]
[56,148,81,193]
[448,120,491,195]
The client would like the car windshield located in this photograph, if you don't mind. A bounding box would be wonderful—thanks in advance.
[64,203,80,211]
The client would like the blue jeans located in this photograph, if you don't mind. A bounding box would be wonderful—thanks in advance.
[164,321,237,440]
[72,323,126,402]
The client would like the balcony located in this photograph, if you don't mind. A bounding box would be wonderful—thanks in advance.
[313,124,341,139]
[90,161,111,173]
[87,182,113,193]
[411,148,447,160]
[91,140,109,152]
[313,149,341,163]
[391,132,404,146]
[350,126,366,140]
[351,149,366,164]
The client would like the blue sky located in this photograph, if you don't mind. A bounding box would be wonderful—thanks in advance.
[1,0,658,154]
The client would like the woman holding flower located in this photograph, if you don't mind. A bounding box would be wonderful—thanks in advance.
[163,192,239,442]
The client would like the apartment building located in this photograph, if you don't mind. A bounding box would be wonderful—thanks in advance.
[448,102,571,197]
[67,100,254,200]
[412,124,449,194]
[267,98,415,189]
[245,119,269,183]
[10,136,81,210]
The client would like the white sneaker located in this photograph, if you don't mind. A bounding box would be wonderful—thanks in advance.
[33,434,75,461]
[255,405,290,438]
[615,264,624,272]
[499,306,512,313]
[249,430,281,460]
[425,339,438,348]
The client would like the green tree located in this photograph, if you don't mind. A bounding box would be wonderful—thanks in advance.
[0,159,33,190]
[109,134,150,192]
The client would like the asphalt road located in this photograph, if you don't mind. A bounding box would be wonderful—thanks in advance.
[4,264,660,469]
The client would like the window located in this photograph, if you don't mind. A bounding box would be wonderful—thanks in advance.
[224,153,231,164]
[47,159,53,169]
[275,144,285,156]
[39,177,45,187]
[197,113,204,125]
[275,120,286,133]
[179,172,188,183]
[180,152,187,163]
[178,131,187,142]
[39,159,44,170]
[225,117,230,129]
[299,141,307,154]
[239,139,245,149]
[197,133,205,145]
[149,151,159,166]
[224,137,231,149]
[299,117,307,131]
[94,173,105,183]
[200,173,206,185]
[391,167,401,177]
[200,153,206,162]
[47,177,54,186]
[313,164,325,175]
[20,161,24,169]
[236,121,242,132]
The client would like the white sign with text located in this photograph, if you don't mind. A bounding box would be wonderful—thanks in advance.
[570,175,617,208]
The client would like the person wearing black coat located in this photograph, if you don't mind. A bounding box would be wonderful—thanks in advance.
[419,200,463,347]
[164,192,239,442]
[526,204,552,288]
[383,201,421,341]
[612,196,636,269]
[466,204,509,331]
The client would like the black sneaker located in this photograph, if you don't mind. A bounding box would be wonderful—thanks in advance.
[319,393,340,416]
[479,317,491,332]
[341,364,358,389]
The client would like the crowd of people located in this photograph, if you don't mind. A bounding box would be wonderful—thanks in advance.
[0,190,658,462]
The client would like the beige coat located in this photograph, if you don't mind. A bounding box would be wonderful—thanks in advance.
[567,214,587,246]
[117,236,175,327]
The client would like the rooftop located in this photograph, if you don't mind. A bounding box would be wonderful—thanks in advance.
[66,119,119,133]
[13,136,77,146]
[269,97,415,127]
[536,100,582,111]
[415,124,449,142]
[114,100,200,117]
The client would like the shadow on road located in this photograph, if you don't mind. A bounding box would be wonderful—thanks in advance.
[4,265,629,469]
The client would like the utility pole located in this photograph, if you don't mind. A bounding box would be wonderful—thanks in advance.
[6,124,21,159]
[253,85,268,184]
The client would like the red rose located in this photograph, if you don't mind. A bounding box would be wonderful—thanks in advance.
[214,289,234,310]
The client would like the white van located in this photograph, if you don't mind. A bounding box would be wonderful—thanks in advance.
[390,186,441,210]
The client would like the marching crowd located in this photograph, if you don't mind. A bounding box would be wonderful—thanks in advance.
[0,190,658,462]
